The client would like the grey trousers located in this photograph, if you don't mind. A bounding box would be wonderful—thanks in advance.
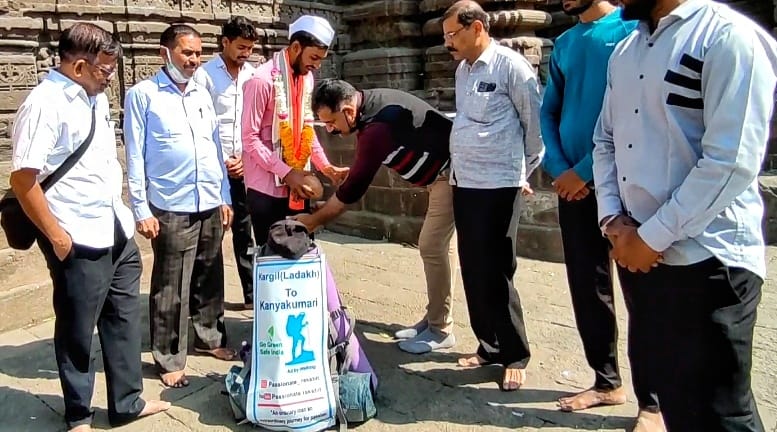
[149,205,227,373]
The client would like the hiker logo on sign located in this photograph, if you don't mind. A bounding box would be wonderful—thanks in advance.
[286,313,314,365]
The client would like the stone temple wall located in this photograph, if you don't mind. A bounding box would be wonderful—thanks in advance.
[318,0,570,260]
[319,0,777,261]
[0,0,774,261]
[0,0,344,157]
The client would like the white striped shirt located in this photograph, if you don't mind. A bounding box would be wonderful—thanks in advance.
[593,0,777,278]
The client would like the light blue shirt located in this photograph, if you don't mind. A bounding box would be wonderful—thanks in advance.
[593,0,777,279]
[124,70,231,221]
[451,40,544,189]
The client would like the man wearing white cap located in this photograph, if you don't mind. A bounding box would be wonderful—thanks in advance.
[241,15,348,248]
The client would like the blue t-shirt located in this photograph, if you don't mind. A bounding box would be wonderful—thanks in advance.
[540,9,637,182]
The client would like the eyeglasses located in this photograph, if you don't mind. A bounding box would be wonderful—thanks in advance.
[443,26,467,41]
[93,63,117,80]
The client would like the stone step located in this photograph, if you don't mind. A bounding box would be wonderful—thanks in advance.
[421,87,456,110]
[0,234,154,334]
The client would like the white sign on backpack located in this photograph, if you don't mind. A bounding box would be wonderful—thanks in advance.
[246,252,338,432]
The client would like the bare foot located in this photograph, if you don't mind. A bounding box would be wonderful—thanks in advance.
[457,354,490,368]
[139,399,171,418]
[558,386,627,412]
[194,347,237,361]
[632,410,667,432]
[502,364,526,391]
[69,425,92,432]
[160,370,189,388]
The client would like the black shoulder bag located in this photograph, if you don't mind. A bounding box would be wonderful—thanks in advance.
[0,106,97,250]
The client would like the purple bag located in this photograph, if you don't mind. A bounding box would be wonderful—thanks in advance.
[324,261,379,392]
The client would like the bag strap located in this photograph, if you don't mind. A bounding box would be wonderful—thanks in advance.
[40,105,97,192]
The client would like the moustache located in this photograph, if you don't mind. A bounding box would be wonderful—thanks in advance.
[447,47,457,52]
[331,129,342,135]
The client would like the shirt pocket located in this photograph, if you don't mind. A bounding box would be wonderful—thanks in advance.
[464,90,492,123]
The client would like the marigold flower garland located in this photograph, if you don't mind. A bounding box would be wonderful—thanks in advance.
[271,53,314,173]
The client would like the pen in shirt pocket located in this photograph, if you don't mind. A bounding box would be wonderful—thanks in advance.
[199,108,203,119]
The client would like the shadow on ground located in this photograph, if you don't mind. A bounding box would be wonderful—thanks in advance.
[354,318,633,430]
[0,292,633,431]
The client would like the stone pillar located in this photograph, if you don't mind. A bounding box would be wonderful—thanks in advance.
[341,0,425,91]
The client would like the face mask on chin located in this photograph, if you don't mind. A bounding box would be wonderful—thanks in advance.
[162,46,190,84]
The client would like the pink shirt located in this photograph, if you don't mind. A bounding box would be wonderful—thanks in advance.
[241,58,330,198]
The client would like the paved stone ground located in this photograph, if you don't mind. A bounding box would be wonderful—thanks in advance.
[0,231,775,432]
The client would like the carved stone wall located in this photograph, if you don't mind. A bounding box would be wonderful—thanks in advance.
[0,0,344,153]
[0,0,774,260]
[316,0,568,262]
[420,1,555,114]
[320,0,777,259]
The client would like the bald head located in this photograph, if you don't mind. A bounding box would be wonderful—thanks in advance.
[442,0,490,33]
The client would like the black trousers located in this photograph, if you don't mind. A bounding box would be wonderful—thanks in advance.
[149,206,227,373]
[558,194,659,410]
[452,186,531,367]
[39,221,145,429]
[229,177,255,303]
[618,258,764,431]
[246,188,309,247]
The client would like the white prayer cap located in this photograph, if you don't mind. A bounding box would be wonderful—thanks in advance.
[288,15,335,48]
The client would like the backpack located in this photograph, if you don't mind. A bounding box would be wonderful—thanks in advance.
[226,305,376,430]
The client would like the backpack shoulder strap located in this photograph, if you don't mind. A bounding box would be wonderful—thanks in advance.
[40,105,97,192]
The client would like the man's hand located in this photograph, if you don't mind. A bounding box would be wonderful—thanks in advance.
[225,157,244,179]
[572,187,590,201]
[603,215,638,245]
[321,165,349,186]
[221,204,234,230]
[311,200,327,212]
[283,169,316,199]
[608,223,662,273]
[552,169,588,201]
[136,217,160,239]
[521,184,534,196]
[293,213,319,232]
[50,229,73,262]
